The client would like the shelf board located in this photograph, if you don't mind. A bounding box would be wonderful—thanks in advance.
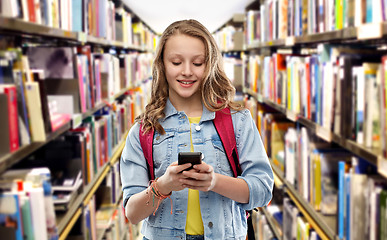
[0,121,71,174]
[0,16,146,50]
[58,208,82,240]
[295,30,345,44]
[259,206,283,240]
[272,169,284,188]
[245,23,387,50]
[0,16,78,40]
[271,164,338,240]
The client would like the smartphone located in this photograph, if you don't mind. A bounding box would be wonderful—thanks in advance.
[178,152,203,171]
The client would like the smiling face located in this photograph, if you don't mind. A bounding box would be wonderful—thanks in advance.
[163,34,206,107]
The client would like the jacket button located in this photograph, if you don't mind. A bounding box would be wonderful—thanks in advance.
[208,222,213,228]
[195,125,201,131]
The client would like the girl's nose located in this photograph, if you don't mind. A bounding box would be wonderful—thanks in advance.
[181,63,193,76]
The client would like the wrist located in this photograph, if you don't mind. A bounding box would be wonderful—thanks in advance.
[154,177,172,196]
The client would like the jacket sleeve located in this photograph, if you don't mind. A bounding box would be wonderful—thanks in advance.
[233,109,274,210]
[120,122,149,208]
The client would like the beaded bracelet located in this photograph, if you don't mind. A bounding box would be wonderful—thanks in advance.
[146,177,173,215]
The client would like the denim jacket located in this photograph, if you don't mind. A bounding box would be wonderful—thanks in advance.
[120,99,274,240]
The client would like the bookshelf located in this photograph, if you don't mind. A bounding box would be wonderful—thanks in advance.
[57,137,126,239]
[0,1,154,239]
[241,1,387,240]
[258,206,283,239]
[246,90,381,166]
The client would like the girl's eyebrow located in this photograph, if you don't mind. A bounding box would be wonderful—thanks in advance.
[166,53,205,58]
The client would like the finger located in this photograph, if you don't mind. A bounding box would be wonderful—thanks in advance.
[193,163,213,173]
[176,163,192,173]
[182,170,202,180]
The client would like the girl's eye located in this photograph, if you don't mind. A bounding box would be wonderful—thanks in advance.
[172,62,181,66]
[193,63,203,67]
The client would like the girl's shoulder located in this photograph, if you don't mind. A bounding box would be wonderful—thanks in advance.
[128,122,141,139]
[231,108,251,120]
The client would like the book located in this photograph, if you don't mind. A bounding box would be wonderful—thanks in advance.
[319,150,350,215]
[337,161,349,240]
[0,85,20,153]
[349,172,368,240]
[12,69,31,147]
[28,168,58,240]
[33,71,53,134]
[271,121,295,172]
[0,95,13,156]
[283,197,299,240]
[45,78,82,115]
[25,82,46,142]
[0,193,23,240]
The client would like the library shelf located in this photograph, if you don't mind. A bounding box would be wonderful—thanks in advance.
[0,16,77,40]
[0,121,71,174]
[271,164,338,240]
[273,169,284,188]
[246,88,381,166]
[0,77,136,175]
[0,97,128,176]
[245,23,387,51]
[96,191,124,240]
[259,206,283,240]
[57,133,127,239]
[0,16,145,50]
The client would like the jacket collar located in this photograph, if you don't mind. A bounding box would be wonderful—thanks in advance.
[163,98,216,122]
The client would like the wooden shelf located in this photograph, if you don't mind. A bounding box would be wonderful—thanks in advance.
[259,206,283,240]
[0,16,77,40]
[271,164,338,240]
[0,121,71,174]
[0,16,146,50]
[245,23,387,50]
[57,135,126,239]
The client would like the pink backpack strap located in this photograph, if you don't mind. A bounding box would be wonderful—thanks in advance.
[139,125,155,180]
[213,108,241,177]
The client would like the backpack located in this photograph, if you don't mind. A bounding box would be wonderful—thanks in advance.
[139,107,256,240]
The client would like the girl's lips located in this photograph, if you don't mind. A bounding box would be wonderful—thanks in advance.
[177,80,196,86]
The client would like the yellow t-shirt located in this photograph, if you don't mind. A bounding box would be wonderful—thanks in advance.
[185,116,204,235]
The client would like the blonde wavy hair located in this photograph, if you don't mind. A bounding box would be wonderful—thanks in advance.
[136,19,243,135]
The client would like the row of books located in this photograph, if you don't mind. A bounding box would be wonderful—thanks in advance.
[213,25,245,52]
[255,105,387,239]
[243,44,387,157]
[252,210,275,240]
[253,200,322,240]
[0,86,148,240]
[0,0,157,49]
[0,167,59,240]
[283,197,322,240]
[245,0,387,45]
[81,161,127,240]
[223,53,244,93]
[0,45,152,157]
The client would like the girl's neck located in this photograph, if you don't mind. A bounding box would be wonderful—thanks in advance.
[169,97,203,118]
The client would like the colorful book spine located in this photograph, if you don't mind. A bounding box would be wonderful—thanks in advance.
[0,85,20,152]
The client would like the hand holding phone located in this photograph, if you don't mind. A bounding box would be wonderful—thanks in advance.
[178,152,203,171]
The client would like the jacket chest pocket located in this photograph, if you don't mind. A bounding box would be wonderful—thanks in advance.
[212,139,233,176]
[152,131,175,170]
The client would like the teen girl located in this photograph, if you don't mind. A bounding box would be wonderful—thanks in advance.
[120,19,274,240]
